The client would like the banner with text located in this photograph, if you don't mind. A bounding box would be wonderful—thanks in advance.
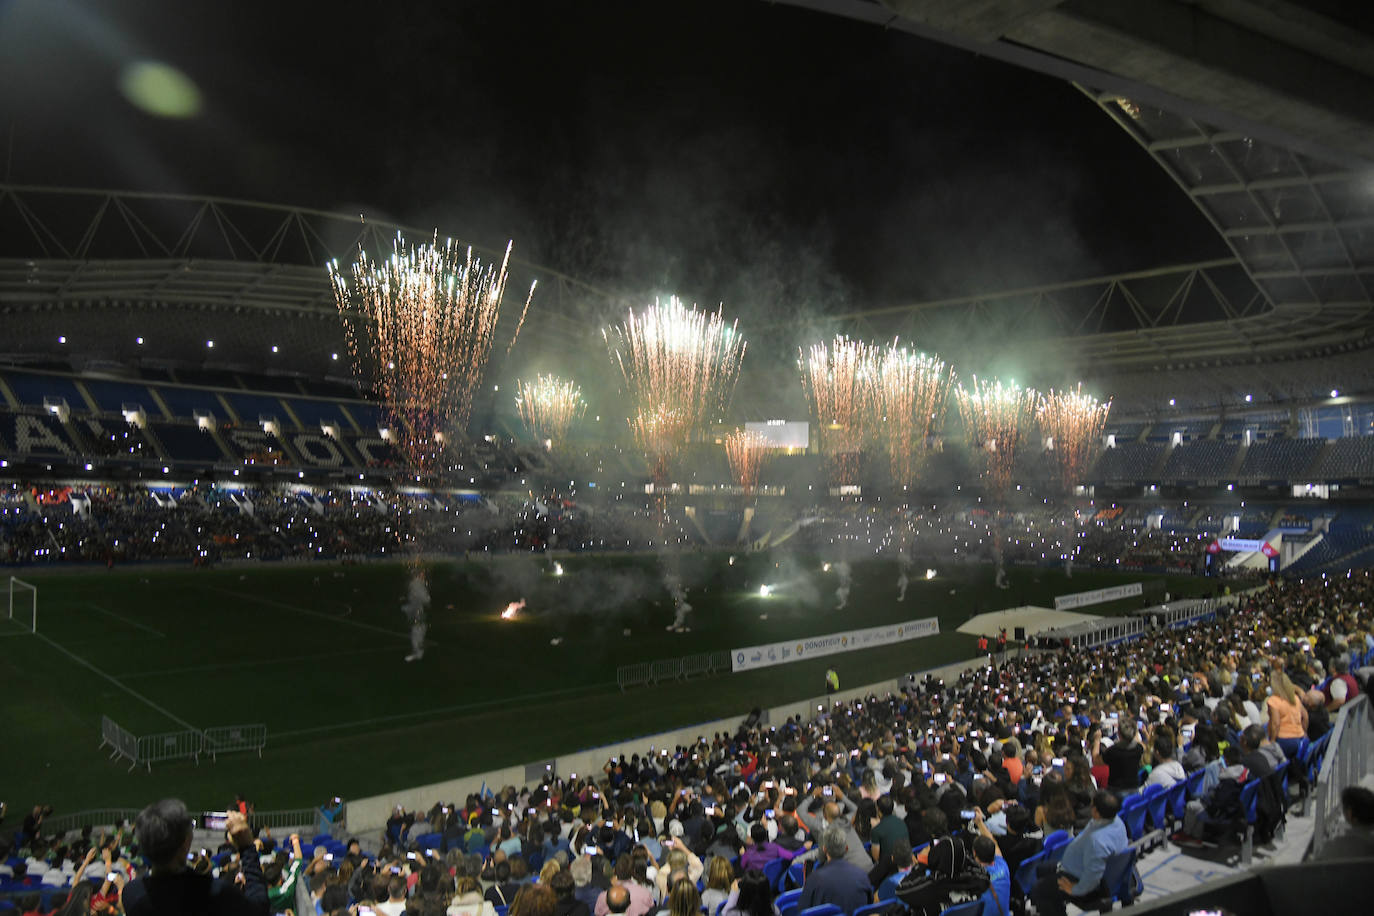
[1054,582,1143,611]
[730,617,940,673]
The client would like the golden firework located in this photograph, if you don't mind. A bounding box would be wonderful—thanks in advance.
[1038,384,1112,491]
[869,342,954,488]
[515,374,586,447]
[724,428,773,499]
[605,296,747,481]
[329,233,534,474]
[954,374,1039,499]
[800,335,877,485]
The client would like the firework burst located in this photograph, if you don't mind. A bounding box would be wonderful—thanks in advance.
[329,233,534,474]
[724,428,773,499]
[869,342,954,489]
[1038,384,1112,491]
[605,297,747,481]
[515,374,586,447]
[954,375,1039,499]
[800,335,877,485]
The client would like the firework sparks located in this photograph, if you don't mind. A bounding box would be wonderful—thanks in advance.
[800,335,878,485]
[501,599,527,620]
[954,375,1039,499]
[605,297,747,481]
[329,233,534,475]
[1038,384,1112,491]
[869,342,954,489]
[724,428,773,499]
[515,374,586,447]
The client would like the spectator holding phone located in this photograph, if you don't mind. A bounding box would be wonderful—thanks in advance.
[1091,722,1142,799]
[122,801,267,916]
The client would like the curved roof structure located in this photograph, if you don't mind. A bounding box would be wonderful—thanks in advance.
[0,184,626,374]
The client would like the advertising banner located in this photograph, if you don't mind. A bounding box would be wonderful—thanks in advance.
[1053,582,1143,611]
[730,617,939,673]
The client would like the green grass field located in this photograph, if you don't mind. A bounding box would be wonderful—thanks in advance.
[0,554,1215,813]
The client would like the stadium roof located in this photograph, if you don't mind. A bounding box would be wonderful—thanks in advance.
[1,1,1373,384]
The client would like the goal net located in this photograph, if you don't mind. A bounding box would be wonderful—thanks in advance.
[7,577,36,632]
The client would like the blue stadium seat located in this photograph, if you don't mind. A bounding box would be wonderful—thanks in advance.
[1120,795,1150,842]
[1013,849,1046,896]
[763,858,788,893]
[1146,783,1172,832]
[1164,780,1189,830]
[1075,848,1140,910]
[1041,830,1070,863]
[798,904,843,916]
[775,888,803,916]
[852,901,904,916]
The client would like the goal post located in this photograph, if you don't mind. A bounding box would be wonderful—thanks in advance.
[8,577,36,632]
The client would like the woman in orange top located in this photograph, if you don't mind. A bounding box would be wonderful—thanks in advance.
[1266,670,1308,761]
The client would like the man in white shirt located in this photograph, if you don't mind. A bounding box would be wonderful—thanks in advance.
[376,874,409,916]
[1144,736,1185,789]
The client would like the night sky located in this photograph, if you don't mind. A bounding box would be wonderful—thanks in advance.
[0,0,1227,325]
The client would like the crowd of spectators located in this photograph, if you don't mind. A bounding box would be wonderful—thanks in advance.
[6,571,1372,915]
[0,481,1356,583]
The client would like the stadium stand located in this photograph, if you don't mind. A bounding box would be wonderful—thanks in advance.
[1310,436,1374,480]
[148,423,228,463]
[78,378,156,414]
[1091,442,1163,483]
[220,392,291,425]
[1237,437,1325,481]
[1,371,86,409]
[1284,507,1374,575]
[1160,440,1239,481]
[152,385,228,420]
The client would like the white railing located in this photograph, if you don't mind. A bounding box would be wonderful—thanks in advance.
[1310,694,1374,859]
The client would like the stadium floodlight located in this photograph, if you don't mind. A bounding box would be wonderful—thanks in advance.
[136,336,144,345]
[58,335,66,344]
[1244,394,1252,402]
[206,339,215,348]
[1331,389,1340,398]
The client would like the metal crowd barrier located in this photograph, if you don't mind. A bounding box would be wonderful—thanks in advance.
[1037,594,1239,649]
[1310,694,1374,860]
[137,729,203,770]
[1129,596,1227,629]
[204,723,267,760]
[250,807,321,832]
[99,716,140,771]
[1035,615,1147,649]
[650,658,682,682]
[616,649,736,691]
[97,715,267,771]
[616,662,650,691]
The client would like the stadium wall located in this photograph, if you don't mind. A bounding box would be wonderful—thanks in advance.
[344,654,994,836]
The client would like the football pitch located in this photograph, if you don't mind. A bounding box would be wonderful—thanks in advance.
[0,553,1216,812]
